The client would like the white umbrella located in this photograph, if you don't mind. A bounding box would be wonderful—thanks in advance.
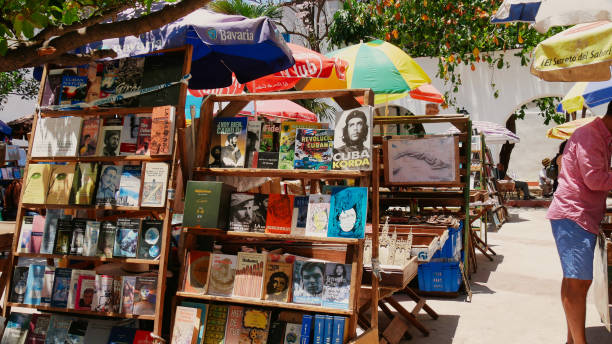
[446,121,520,145]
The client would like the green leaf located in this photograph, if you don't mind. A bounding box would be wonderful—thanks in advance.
[0,38,8,56]
[29,13,49,28]
[13,14,24,36]
[21,19,35,39]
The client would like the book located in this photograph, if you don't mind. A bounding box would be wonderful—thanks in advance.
[322,263,352,310]
[40,266,55,306]
[279,121,322,170]
[233,252,266,299]
[25,313,51,344]
[263,261,293,302]
[1,312,31,344]
[22,164,50,204]
[179,302,208,344]
[92,275,114,312]
[183,181,235,230]
[85,63,102,103]
[209,117,248,168]
[46,163,76,205]
[283,323,302,344]
[331,317,345,344]
[97,221,117,258]
[112,276,123,313]
[300,315,313,344]
[265,194,294,234]
[224,305,243,344]
[183,250,210,294]
[99,59,120,99]
[246,120,262,168]
[304,194,331,237]
[66,319,88,344]
[230,308,271,344]
[291,196,309,236]
[140,162,169,207]
[50,268,72,308]
[229,193,254,232]
[106,326,137,344]
[31,117,83,158]
[75,275,96,310]
[332,106,373,170]
[59,75,88,105]
[30,215,45,254]
[82,221,101,257]
[53,218,73,255]
[45,315,73,344]
[202,304,228,344]
[259,122,280,152]
[78,118,100,156]
[313,314,326,344]
[294,128,334,170]
[120,276,136,314]
[149,105,175,155]
[40,210,65,254]
[171,306,201,344]
[137,220,162,260]
[327,187,368,239]
[41,67,77,106]
[69,163,100,205]
[268,321,285,344]
[323,315,333,344]
[113,218,139,258]
[116,165,142,207]
[100,57,145,107]
[24,264,45,305]
[95,164,122,205]
[292,260,324,305]
[256,151,279,169]
[67,270,95,309]
[133,330,155,344]
[251,194,268,233]
[10,266,29,304]
[119,114,141,155]
[70,218,87,255]
[135,116,152,155]
[133,276,157,316]
[96,118,123,157]
[138,51,184,107]
[206,253,237,297]
[18,216,33,253]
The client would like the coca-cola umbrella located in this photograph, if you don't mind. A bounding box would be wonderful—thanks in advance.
[238,99,318,122]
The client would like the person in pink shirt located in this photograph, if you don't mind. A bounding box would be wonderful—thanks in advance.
[547,101,612,344]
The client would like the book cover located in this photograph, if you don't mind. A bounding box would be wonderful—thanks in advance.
[252,194,268,233]
[300,315,313,344]
[331,317,345,344]
[32,117,83,158]
[279,121,322,170]
[78,118,100,156]
[265,194,294,234]
[322,263,352,310]
[263,261,292,302]
[50,267,72,308]
[225,307,271,344]
[120,276,136,314]
[133,330,155,344]
[116,165,142,207]
[171,306,201,344]
[135,116,152,155]
[206,253,237,297]
[99,59,120,98]
[292,260,324,305]
[96,118,123,157]
[40,266,55,306]
[10,266,29,304]
[140,162,169,207]
[92,274,113,312]
[229,193,254,232]
[233,252,265,299]
[106,326,137,344]
[294,128,334,170]
[112,218,139,258]
[209,117,247,168]
[283,323,301,344]
[59,75,88,105]
[323,315,333,344]
[68,270,95,309]
[332,106,373,170]
[291,196,309,236]
[97,221,116,258]
[149,106,175,155]
[112,276,122,313]
[24,264,45,305]
[133,276,157,316]
[224,305,243,344]
[75,275,95,310]
[30,215,45,254]
[100,57,145,107]
[259,122,281,153]
[180,302,208,344]
[46,163,76,205]
[66,319,88,344]
[183,250,210,294]
[82,221,101,257]
[137,220,162,260]
[85,63,102,103]
[95,164,122,206]
[202,304,228,344]
[40,210,65,254]
[327,187,368,239]
[119,114,141,155]
[268,321,285,344]
[18,216,33,253]
[246,120,262,168]
[45,315,73,344]
[1,312,31,344]
[22,164,50,204]
[69,163,99,205]
[183,181,235,230]
[70,218,87,255]
[25,313,51,344]
[256,151,279,169]
[41,67,77,106]
[54,218,73,255]
[313,314,326,344]
[304,194,331,237]
[138,51,184,107]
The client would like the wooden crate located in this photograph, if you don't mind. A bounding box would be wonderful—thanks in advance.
[362,257,418,288]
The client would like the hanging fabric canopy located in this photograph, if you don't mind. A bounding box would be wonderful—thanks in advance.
[447,120,520,144]
[557,70,612,113]
[238,99,317,122]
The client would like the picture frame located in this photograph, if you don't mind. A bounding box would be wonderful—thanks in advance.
[383,135,460,186]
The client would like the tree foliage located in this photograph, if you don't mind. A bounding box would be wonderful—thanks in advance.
[208,0,281,19]
[0,69,39,110]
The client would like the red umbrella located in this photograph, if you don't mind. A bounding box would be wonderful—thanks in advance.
[238,99,317,122]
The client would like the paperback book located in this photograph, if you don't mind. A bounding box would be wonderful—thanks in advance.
[209,117,248,168]
[183,250,210,294]
[283,323,302,344]
[93,274,114,312]
[1,312,31,344]
[113,218,139,258]
[140,162,169,207]
[224,305,244,344]
[233,252,266,299]
[85,62,102,102]
[40,266,55,306]
[54,218,73,255]
[66,319,88,344]
[46,163,76,205]
[78,118,100,156]
[206,253,237,297]
[229,193,254,232]
[292,260,325,305]
[31,117,82,158]
[179,302,208,344]
[25,313,51,344]
[252,194,268,233]
[183,181,235,230]
[332,106,373,170]
[24,264,45,305]
[293,128,334,170]
[135,116,152,155]
[41,67,77,106]
[291,196,309,236]
[133,276,157,316]
[202,304,228,344]
[263,261,293,302]
[45,315,73,344]
[96,118,123,157]
[59,75,88,105]
[95,164,122,205]
[138,51,184,107]
[70,218,87,255]
[40,210,65,254]
[171,306,201,344]
[246,120,262,168]
[259,122,281,153]
[137,220,162,260]
[22,164,50,204]
[18,216,33,253]
[119,114,141,155]
[50,268,72,308]
[120,276,136,314]
[31,215,45,254]
[304,194,331,237]
[116,165,142,207]
[82,221,101,257]
[149,106,175,155]
[265,194,294,234]
[100,57,145,107]
[278,121,321,170]
[322,263,352,310]
[97,221,117,258]
[327,187,368,239]
[75,275,96,310]
[69,163,99,205]
[10,266,29,303]
[68,270,95,309]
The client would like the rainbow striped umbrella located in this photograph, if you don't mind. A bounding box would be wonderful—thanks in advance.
[557,73,612,113]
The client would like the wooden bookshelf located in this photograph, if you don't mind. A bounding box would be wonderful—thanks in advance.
[39,107,164,118]
[21,203,165,211]
[194,167,368,179]
[14,252,161,265]
[30,155,170,163]
[6,303,156,320]
[182,227,361,244]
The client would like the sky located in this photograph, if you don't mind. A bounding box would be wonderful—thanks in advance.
[0,94,37,123]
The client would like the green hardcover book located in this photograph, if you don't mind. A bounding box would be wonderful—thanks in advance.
[202,304,228,344]
[183,181,235,229]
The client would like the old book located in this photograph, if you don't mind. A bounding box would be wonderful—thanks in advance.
[120,276,136,314]
[41,67,77,106]
[59,75,88,105]
[46,163,76,205]
[95,164,122,206]
[323,315,333,344]
[179,302,208,344]
[313,314,326,344]
[183,181,235,229]
[292,260,325,305]
[75,275,95,310]
[202,304,228,344]
[149,105,175,155]
[135,116,152,155]
[263,261,293,302]
[171,306,201,344]
[206,253,237,297]
[69,163,99,205]
[278,121,322,170]
[66,319,88,344]
[183,250,210,294]
[229,193,254,232]
[45,315,73,344]
[246,120,262,168]
[224,305,244,344]
[256,151,279,169]
[252,194,268,233]
[95,118,123,157]
[106,327,137,344]
[233,252,266,299]
[294,128,334,170]
[291,196,309,236]
[138,51,184,107]
[100,57,145,107]
[25,313,51,344]
[265,194,294,234]
[332,106,373,170]
[40,210,65,254]
[70,218,87,256]
[85,63,102,102]
[259,122,280,152]
[209,117,247,168]
[140,162,169,207]
[327,187,368,239]
[24,264,45,305]
[113,218,139,258]
[31,117,83,158]
[22,164,50,204]
[268,321,285,344]
[119,114,140,155]
[92,274,114,312]
[116,165,142,207]
[54,218,73,255]
[78,118,100,157]
[1,312,32,344]
[300,314,313,344]
[97,221,116,258]
[304,194,331,237]
[331,316,346,344]
[283,323,302,344]
[10,266,29,304]
[82,221,101,257]
[322,263,352,310]
[50,267,72,308]
[30,215,45,254]
[133,276,157,316]
[137,220,162,260]
[67,269,95,309]
[238,309,271,344]
[40,266,55,306]
[112,276,122,313]
[17,216,33,253]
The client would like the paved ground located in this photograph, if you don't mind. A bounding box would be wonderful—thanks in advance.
[391,208,612,344]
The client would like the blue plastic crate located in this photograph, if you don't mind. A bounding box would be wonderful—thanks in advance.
[418,261,462,292]
[432,222,463,259]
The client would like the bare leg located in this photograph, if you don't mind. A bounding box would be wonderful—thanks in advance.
[561,277,592,344]
[561,279,574,344]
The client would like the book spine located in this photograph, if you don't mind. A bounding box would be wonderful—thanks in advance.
[300,314,313,344]
[313,314,326,344]
[323,315,333,344]
[331,316,345,344]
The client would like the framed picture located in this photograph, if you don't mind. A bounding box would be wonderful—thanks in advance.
[383,135,460,186]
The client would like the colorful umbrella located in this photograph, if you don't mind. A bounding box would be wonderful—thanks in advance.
[557,72,612,113]
[546,117,597,139]
[491,0,541,24]
[531,21,612,82]
[238,99,317,122]
[446,121,520,144]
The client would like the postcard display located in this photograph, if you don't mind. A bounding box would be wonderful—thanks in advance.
[2,45,193,341]
[172,90,380,343]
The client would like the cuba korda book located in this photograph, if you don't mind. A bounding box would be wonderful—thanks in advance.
[265,194,294,234]
[278,121,321,170]
[206,253,237,297]
[209,117,248,168]
[140,162,169,207]
[292,260,325,305]
[332,106,373,170]
[69,163,99,205]
[233,252,266,299]
[322,263,352,310]
[257,122,281,169]
[50,267,72,308]
[135,116,152,155]
[78,118,100,156]
[10,266,29,303]
[327,187,368,239]
[291,195,309,236]
[305,194,331,238]
[113,218,139,258]
[183,250,210,293]
[263,261,293,302]
[97,221,117,258]
[117,165,142,207]
[46,163,76,205]
[229,193,254,232]
[137,220,162,260]
[294,128,334,170]
[96,117,123,157]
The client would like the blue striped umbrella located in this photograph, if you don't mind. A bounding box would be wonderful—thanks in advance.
[490,0,541,23]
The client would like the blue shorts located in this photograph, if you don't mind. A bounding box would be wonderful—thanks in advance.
[550,219,596,280]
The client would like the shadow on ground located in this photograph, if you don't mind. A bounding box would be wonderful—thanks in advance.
[586,325,612,342]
